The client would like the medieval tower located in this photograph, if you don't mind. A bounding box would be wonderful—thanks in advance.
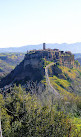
[43,43,46,50]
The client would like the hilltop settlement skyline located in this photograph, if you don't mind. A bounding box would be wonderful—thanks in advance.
[0,42,81,53]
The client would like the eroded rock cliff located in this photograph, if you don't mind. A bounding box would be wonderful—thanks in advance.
[0,49,79,88]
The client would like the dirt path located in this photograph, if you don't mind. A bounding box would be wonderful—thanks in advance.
[45,62,59,96]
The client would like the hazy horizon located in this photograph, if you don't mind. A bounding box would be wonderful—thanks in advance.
[0,0,81,48]
[0,42,81,48]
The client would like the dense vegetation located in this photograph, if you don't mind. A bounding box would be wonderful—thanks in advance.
[76,58,81,65]
[48,64,81,95]
[74,53,81,65]
[1,85,81,137]
[0,53,24,79]
[0,54,81,136]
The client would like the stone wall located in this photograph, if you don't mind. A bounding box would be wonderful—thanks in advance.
[60,55,74,68]
[24,49,79,69]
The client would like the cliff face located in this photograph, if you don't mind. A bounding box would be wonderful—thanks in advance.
[0,53,45,88]
[0,49,79,88]
[60,55,74,68]
[25,49,75,69]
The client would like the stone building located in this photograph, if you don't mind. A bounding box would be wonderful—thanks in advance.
[25,43,80,69]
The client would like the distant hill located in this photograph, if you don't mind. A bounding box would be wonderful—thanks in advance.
[74,53,81,59]
[74,53,81,65]
[0,53,24,79]
[0,42,81,53]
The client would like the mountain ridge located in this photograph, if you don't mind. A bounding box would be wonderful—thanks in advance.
[1,42,81,53]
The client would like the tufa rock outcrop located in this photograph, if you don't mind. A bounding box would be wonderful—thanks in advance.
[0,47,80,88]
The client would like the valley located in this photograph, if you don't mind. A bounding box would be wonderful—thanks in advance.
[0,53,24,79]
[0,46,81,137]
[1,0,81,136]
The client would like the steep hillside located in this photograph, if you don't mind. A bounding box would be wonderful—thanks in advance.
[74,53,81,65]
[0,49,80,89]
[0,53,24,79]
[0,52,45,88]
[48,64,81,95]
[76,58,81,65]
[1,49,81,136]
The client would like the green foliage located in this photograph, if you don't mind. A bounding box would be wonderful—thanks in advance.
[50,76,71,89]
[70,117,81,137]
[58,65,77,80]
[48,64,81,95]
[1,63,81,136]
[42,58,53,68]
[1,85,73,137]
[0,53,24,79]
[75,60,80,66]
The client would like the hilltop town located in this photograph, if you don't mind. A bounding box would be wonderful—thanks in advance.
[25,43,80,69]
[0,43,80,89]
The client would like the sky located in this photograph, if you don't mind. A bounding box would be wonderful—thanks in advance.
[0,0,81,48]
